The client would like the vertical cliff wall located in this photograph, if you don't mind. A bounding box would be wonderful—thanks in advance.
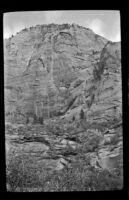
[4,24,122,124]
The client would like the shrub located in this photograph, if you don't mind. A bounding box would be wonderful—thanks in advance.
[110,134,119,145]
[6,149,50,192]
[72,116,75,121]
[77,130,102,153]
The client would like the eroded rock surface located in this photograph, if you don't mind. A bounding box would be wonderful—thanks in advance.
[4,23,114,122]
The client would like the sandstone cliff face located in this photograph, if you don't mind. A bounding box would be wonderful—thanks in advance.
[5,24,123,191]
[4,23,122,124]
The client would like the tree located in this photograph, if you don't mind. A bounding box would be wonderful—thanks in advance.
[39,116,44,125]
[26,117,29,124]
[72,116,75,121]
[80,109,85,120]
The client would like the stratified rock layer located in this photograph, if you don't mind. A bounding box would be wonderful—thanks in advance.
[4,23,121,123]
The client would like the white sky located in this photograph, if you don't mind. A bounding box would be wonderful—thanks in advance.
[3,10,121,42]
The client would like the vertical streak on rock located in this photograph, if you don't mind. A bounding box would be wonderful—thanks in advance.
[35,102,38,118]
[47,94,49,119]
[41,101,43,118]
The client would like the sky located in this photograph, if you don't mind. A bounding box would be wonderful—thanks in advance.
[3,10,121,42]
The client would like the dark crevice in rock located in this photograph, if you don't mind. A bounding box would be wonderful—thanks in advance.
[11,136,50,146]
[65,96,78,113]
[72,56,88,61]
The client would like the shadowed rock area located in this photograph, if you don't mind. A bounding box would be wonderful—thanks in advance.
[4,23,123,192]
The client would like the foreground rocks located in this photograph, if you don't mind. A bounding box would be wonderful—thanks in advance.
[5,119,123,173]
[6,122,79,173]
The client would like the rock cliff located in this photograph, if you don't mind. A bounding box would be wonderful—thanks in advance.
[5,23,121,123]
[5,24,123,186]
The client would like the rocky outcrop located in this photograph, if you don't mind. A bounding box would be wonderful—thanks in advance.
[6,119,123,175]
[62,41,121,122]
[90,121,123,173]
[5,123,80,172]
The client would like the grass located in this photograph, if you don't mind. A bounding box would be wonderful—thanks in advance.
[6,149,123,192]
